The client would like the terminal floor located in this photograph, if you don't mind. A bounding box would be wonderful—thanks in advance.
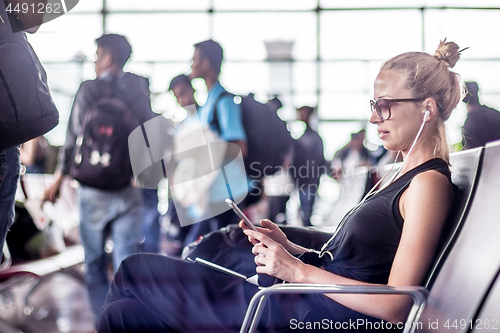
[0,238,184,333]
[0,267,95,333]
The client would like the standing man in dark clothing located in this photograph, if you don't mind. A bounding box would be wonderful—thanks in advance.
[462,81,500,149]
[0,3,44,256]
[43,34,155,325]
[291,106,326,226]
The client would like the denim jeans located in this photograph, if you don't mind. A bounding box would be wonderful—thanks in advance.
[299,190,316,227]
[0,146,20,253]
[77,184,143,324]
[140,188,161,253]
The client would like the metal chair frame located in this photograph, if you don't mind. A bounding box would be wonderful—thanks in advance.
[240,284,428,333]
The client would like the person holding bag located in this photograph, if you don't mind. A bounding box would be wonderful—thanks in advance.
[0,4,59,253]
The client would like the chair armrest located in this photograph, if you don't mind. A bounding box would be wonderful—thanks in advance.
[240,284,429,333]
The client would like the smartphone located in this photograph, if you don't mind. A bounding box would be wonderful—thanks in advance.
[225,199,257,231]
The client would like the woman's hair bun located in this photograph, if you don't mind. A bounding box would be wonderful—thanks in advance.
[433,39,460,68]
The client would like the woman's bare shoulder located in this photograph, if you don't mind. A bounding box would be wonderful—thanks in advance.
[409,169,453,196]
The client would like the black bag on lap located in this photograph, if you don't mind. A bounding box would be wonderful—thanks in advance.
[183,224,332,286]
[183,224,257,278]
[0,5,59,151]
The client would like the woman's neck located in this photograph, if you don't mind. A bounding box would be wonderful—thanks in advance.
[399,138,439,175]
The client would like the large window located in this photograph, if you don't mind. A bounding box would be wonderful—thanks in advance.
[28,1,500,157]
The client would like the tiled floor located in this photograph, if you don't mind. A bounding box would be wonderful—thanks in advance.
[0,267,95,333]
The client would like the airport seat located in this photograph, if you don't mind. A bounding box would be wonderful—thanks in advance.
[470,270,500,333]
[423,147,483,289]
[240,145,487,333]
[416,141,500,333]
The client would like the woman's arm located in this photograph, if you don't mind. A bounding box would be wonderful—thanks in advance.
[245,170,453,324]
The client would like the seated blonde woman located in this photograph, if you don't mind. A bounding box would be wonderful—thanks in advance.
[98,40,462,333]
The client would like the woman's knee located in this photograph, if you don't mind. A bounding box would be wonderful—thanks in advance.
[118,253,166,273]
[99,298,170,333]
[113,253,177,290]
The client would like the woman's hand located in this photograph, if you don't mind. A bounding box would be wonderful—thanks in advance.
[239,218,289,249]
[243,229,305,282]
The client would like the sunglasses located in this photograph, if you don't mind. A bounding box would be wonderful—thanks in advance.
[370,98,424,120]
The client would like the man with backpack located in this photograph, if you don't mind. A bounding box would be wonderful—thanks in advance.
[43,34,155,325]
[181,39,248,245]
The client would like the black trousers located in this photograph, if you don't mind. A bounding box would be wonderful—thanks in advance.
[99,253,258,333]
[98,254,388,333]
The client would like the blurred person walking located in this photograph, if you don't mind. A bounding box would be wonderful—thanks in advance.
[180,40,248,245]
[462,81,500,149]
[291,106,326,226]
[169,74,199,111]
[42,34,155,325]
[330,129,373,181]
[265,96,293,224]
[165,73,200,251]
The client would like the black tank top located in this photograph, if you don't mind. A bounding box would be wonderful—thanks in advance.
[322,158,451,284]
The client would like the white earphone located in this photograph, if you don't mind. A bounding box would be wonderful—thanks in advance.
[423,109,430,121]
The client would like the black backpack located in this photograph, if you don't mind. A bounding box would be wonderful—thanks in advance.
[212,93,293,180]
[0,5,59,151]
[70,85,139,190]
